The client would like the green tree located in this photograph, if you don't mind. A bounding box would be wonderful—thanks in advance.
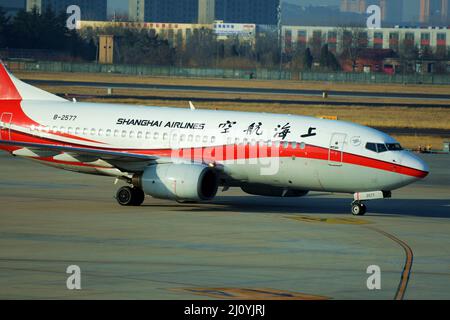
[0,8,10,48]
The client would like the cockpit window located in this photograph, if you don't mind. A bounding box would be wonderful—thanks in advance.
[377,144,388,153]
[386,143,403,151]
[366,142,403,153]
[365,143,377,153]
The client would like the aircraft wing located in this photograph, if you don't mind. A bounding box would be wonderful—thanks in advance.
[0,140,164,173]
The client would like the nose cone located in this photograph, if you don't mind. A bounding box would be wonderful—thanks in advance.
[402,152,430,182]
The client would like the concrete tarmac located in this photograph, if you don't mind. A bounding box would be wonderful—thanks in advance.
[0,152,449,300]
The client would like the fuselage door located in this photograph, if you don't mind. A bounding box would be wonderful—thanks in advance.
[328,133,347,166]
[0,112,13,141]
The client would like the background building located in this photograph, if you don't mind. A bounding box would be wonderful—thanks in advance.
[128,0,215,24]
[215,0,279,25]
[379,0,404,23]
[128,0,144,22]
[144,0,198,24]
[27,0,108,21]
[80,21,213,49]
[340,0,367,14]
[0,0,26,17]
[26,0,40,13]
[283,25,450,56]
[198,0,215,24]
[420,0,450,24]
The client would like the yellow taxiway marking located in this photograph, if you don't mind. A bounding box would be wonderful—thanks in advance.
[286,215,371,225]
[171,288,329,300]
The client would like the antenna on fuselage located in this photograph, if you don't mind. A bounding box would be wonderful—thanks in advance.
[189,101,196,110]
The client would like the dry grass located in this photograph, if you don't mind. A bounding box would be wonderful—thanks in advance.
[17,72,450,149]
[392,135,446,150]
[15,70,450,95]
[42,86,450,130]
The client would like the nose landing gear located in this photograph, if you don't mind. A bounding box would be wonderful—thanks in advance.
[351,201,367,216]
[351,191,392,216]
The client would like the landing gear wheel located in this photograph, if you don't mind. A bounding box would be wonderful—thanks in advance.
[131,188,145,206]
[116,186,145,206]
[351,202,367,216]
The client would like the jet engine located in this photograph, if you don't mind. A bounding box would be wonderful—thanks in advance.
[241,184,309,197]
[135,164,219,201]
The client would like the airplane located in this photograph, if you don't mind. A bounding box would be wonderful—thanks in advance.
[0,62,429,216]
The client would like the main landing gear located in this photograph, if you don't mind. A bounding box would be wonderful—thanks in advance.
[116,186,145,206]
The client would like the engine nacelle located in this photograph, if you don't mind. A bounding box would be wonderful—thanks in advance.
[137,164,219,201]
[241,184,309,198]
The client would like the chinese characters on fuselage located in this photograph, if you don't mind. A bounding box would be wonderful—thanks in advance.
[218,121,317,140]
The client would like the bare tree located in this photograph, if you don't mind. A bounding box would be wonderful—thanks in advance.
[336,25,371,72]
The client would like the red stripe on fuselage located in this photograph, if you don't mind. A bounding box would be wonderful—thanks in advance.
[0,129,428,179]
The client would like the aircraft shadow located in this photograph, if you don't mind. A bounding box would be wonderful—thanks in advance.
[142,196,450,218]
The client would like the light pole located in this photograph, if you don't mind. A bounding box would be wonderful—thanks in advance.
[278,0,283,80]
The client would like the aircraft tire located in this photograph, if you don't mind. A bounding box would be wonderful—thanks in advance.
[116,186,144,206]
[351,203,367,216]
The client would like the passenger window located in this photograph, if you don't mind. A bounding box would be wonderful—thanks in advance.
[365,143,378,153]
[121,130,127,138]
[188,135,194,142]
[145,132,151,139]
[153,132,159,140]
[60,127,66,134]
[203,136,208,143]
[68,127,73,134]
[52,126,58,133]
[114,130,119,137]
[75,128,81,135]
[90,128,96,136]
[283,141,289,149]
[137,131,143,139]
[292,142,297,149]
[83,128,88,135]
[98,129,103,136]
[163,133,168,141]
[106,129,112,137]
[195,135,201,143]
[129,131,135,138]
[180,135,186,142]
[299,142,306,150]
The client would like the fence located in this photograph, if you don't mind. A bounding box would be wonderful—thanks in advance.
[6,60,450,84]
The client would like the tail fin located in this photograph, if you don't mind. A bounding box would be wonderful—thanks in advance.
[0,61,66,102]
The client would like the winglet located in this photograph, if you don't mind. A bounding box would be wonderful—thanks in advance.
[189,101,196,110]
